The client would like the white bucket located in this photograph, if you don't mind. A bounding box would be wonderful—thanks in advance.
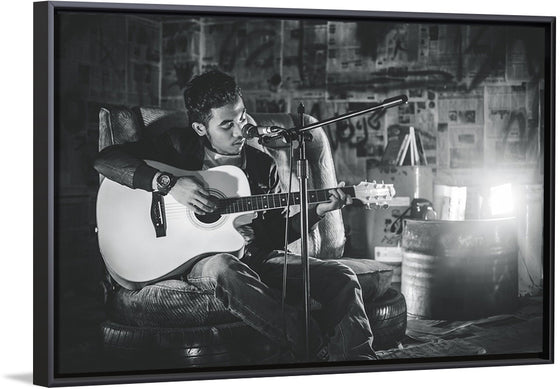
[375,246,403,290]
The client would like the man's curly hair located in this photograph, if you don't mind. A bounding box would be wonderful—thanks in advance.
[183,69,242,127]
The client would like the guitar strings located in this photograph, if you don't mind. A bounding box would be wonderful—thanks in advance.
[160,185,372,216]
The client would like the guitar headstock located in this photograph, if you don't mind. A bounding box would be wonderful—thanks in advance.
[353,181,396,210]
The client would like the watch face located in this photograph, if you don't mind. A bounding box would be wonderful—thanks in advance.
[158,174,171,187]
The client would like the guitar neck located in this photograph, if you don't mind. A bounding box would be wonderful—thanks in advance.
[214,187,356,215]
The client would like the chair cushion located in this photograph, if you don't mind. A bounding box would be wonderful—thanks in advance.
[333,258,394,302]
[108,279,240,328]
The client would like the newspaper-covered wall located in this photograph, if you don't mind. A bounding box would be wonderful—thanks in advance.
[156,17,544,174]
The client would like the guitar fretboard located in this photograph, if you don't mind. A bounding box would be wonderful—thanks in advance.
[214,187,356,215]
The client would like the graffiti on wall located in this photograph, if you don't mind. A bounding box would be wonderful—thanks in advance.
[484,84,540,166]
[199,20,282,90]
[325,104,386,158]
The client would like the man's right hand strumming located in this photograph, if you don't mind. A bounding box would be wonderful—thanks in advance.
[168,176,218,215]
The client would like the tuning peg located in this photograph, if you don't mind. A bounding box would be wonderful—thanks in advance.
[382,203,389,209]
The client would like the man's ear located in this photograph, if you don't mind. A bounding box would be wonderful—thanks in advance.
[191,122,207,137]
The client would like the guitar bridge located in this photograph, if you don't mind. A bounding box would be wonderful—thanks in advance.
[151,193,167,238]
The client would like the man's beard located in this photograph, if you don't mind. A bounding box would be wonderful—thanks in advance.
[203,134,243,156]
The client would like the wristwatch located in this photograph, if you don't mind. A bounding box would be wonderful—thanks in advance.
[155,172,177,195]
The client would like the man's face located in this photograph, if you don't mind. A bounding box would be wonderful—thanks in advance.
[193,95,248,155]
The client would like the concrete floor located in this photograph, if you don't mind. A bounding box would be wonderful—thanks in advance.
[378,295,544,359]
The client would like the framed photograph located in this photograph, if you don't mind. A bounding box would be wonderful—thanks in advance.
[34,1,554,387]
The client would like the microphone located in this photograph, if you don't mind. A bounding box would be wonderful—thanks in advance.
[242,123,283,139]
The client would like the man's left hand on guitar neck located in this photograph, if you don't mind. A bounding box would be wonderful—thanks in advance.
[315,181,353,218]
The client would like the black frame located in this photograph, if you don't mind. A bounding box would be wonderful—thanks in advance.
[33,1,555,387]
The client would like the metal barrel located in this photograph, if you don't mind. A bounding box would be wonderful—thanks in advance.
[401,218,519,320]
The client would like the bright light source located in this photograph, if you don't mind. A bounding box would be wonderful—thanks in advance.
[489,183,514,216]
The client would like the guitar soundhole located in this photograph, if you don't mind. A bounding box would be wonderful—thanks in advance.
[194,213,222,224]
[193,192,223,225]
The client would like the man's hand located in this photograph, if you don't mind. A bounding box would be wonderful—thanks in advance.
[169,176,217,215]
[315,181,353,217]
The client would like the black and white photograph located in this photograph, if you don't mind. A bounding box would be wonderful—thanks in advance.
[29,0,554,387]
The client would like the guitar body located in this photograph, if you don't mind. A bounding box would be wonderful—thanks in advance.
[96,161,254,290]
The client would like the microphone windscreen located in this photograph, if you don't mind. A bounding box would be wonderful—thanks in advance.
[242,123,256,138]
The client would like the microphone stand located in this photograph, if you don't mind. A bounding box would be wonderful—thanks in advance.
[296,102,312,360]
[259,94,408,361]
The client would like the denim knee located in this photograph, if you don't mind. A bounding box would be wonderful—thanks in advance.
[188,253,262,289]
[320,261,362,294]
[312,261,365,331]
[188,254,239,279]
[334,263,363,303]
[205,253,240,275]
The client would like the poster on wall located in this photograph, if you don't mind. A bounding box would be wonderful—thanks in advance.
[126,17,161,105]
[161,19,200,108]
[437,90,485,168]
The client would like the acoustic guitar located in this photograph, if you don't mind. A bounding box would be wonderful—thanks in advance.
[96,161,396,289]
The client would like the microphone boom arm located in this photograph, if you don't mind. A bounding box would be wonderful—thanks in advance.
[263,94,408,143]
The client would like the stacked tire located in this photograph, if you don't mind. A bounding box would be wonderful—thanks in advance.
[365,288,407,350]
[101,287,407,368]
[101,320,278,370]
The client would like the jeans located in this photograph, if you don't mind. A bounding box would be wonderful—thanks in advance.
[184,251,376,362]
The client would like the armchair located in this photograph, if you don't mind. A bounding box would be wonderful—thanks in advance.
[96,106,399,368]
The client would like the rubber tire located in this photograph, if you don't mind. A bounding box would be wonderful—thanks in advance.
[101,288,408,368]
[365,287,407,350]
[101,320,279,370]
